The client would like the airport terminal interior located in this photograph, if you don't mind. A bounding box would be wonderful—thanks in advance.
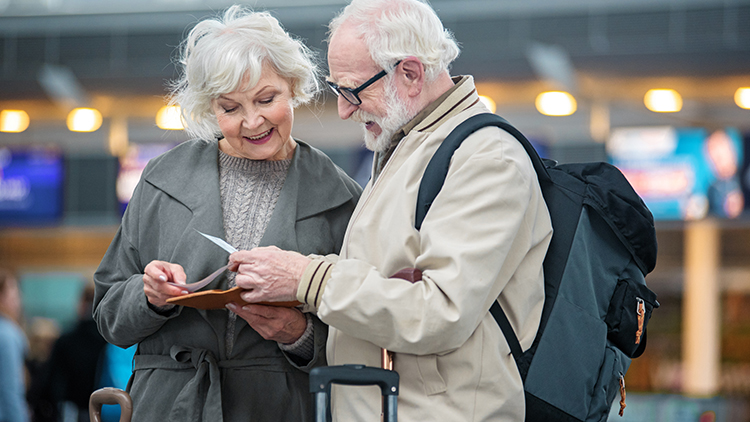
[1,0,750,420]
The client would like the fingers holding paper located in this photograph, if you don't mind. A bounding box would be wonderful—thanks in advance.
[229,247,310,304]
[227,302,307,343]
[143,260,188,308]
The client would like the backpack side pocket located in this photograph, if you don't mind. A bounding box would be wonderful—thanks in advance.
[605,276,658,358]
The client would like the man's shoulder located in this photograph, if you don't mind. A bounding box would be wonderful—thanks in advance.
[430,111,537,177]
[434,109,511,146]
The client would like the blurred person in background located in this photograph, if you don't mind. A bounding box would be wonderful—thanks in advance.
[705,129,744,218]
[0,269,30,422]
[93,5,361,422]
[27,284,107,422]
[22,318,59,422]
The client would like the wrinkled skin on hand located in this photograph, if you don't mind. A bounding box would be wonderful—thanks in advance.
[226,302,307,344]
[227,246,312,344]
[228,246,310,304]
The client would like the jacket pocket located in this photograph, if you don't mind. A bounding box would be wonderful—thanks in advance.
[416,354,446,396]
[605,277,658,357]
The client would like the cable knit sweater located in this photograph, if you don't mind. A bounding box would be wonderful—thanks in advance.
[218,150,313,359]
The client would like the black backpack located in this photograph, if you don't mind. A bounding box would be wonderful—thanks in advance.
[416,113,659,422]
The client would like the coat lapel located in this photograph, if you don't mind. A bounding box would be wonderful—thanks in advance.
[143,139,231,343]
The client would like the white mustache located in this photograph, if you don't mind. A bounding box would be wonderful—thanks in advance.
[351,110,379,124]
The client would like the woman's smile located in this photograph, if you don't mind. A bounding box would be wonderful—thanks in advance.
[245,128,274,144]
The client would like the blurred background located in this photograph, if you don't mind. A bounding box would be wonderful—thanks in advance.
[1,0,749,420]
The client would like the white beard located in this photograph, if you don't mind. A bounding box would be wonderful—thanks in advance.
[353,77,418,153]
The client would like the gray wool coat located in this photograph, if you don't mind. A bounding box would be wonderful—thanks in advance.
[93,139,361,422]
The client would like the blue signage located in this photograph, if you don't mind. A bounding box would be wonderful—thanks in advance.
[608,127,744,221]
[0,147,64,225]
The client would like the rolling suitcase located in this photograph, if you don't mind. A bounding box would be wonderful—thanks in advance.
[310,364,400,422]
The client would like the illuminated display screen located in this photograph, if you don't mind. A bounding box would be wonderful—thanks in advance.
[0,147,64,225]
[608,127,744,220]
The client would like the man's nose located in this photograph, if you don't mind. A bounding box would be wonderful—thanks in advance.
[337,95,357,120]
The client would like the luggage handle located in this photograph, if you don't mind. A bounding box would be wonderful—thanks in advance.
[310,365,399,422]
[89,387,133,422]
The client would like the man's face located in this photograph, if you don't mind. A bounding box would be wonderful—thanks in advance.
[328,23,417,152]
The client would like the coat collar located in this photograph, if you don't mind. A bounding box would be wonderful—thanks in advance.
[142,139,355,235]
[411,75,480,134]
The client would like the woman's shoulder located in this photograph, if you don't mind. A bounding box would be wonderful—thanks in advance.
[294,140,332,164]
[149,139,213,166]
[142,138,216,176]
[294,140,362,195]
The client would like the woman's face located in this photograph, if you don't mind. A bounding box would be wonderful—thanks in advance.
[212,66,296,161]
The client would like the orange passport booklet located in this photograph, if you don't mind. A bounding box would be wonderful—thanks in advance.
[167,286,302,310]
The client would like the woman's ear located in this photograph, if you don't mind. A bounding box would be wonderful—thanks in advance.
[398,57,424,98]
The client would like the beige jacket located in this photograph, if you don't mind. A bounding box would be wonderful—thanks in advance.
[299,76,552,421]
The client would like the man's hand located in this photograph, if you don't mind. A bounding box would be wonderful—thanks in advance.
[226,302,307,344]
[143,260,188,309]
[228,246,311,303]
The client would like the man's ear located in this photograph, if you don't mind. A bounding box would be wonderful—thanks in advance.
[398,57,424,98]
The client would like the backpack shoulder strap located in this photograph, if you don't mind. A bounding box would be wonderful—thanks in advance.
[416,113,544,369]
[416,113,550,229]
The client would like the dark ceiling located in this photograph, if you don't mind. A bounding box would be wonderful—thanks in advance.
[1,0,749,101]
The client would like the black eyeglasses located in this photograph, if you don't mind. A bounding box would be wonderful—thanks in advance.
[327,60,402,106]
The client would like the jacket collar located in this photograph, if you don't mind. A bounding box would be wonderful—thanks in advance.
[411,75,480,134]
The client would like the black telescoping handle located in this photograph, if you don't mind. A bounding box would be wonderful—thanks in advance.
[310,364,399,422]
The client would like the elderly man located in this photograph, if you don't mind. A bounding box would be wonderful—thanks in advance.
[227,0,552,420]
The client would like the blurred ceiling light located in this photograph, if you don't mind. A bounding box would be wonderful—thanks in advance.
[644,89,682,113]
[535,91,577,116]
[0,110,30,133]
[156,105,184,130]
[478,95,497,114]
[67,108,102,132]
[734,87,750,109]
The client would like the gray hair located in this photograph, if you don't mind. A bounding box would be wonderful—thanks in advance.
[328,0,460,81]
[170,5,320,140]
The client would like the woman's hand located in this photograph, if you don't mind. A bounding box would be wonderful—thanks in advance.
[143,260,188,309]
[228,246,310,303]
[226,302,307,344]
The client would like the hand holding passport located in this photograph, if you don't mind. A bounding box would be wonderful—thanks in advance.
[166,231,302,310]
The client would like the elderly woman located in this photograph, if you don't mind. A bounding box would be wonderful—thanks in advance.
[93,6,361,422]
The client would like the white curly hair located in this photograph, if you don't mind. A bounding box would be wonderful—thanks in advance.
[170,5,320,140]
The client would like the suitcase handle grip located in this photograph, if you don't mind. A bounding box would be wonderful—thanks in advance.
[310,364,399,395]
[310,365,399,422]
[89,388,133,422]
